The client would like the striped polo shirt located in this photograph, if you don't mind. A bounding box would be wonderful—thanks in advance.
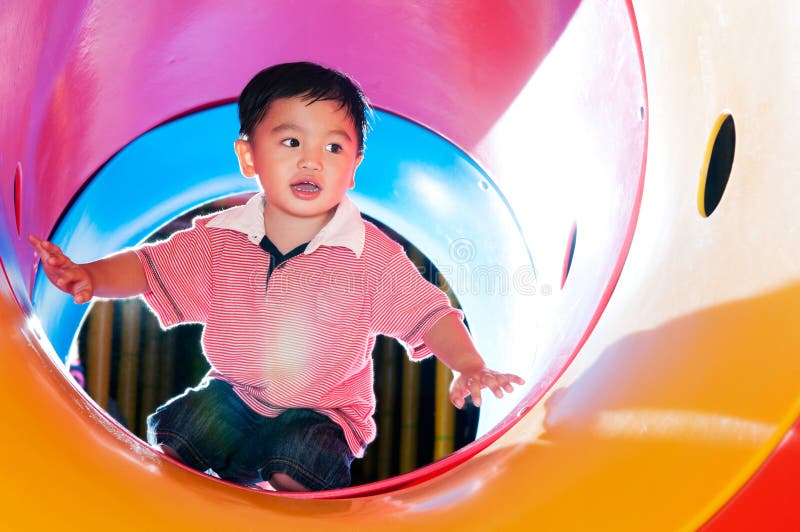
[135,192,462,457]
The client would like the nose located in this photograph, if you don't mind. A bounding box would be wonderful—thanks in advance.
[298,149,322,171]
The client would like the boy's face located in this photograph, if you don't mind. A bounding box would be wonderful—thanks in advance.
[234,96,363,224]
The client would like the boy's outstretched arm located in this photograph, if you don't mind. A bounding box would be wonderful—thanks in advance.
[28,235,147,304]
[423,313,525,409]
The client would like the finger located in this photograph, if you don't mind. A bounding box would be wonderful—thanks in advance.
[484,374,504,398]
[38,241,67,266]
[450,387,466,409]
[38,238,63,256]
[52,255,72,269]
[499,373,526,393]
[45,252,67,268]
[41,242,67,262]
[70,277,93,303]
[451,377,474,409]
[53,267,78,287]
[57,268,88,293]
[73,287,93,304]
[28,234,50,259]
[468,377,483,407]
[507,374,526,386]
[497,374,515,393]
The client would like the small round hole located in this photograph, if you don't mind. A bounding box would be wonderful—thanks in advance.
[698,112,735,217]
[14,162,22,236]
[561,222,577,289]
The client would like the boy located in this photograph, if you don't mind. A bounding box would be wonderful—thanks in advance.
[29,62,524,492]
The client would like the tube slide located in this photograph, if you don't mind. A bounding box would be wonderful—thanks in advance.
[1,1,798,529]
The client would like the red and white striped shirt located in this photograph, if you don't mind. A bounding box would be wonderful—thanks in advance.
[135,193,461,457]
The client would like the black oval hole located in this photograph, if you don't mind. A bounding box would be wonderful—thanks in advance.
[699,113,735,217]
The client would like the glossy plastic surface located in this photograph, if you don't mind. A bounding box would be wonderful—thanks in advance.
[1,0,798,529]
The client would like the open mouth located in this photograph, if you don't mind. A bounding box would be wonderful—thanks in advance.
[291,181,321,192]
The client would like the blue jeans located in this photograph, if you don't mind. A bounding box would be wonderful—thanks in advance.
[147,378,354,491]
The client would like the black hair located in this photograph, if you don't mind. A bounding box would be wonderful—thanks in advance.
[238,61,371,154]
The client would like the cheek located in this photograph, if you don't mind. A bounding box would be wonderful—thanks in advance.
[343,158,359,175]
[256,152,289,171]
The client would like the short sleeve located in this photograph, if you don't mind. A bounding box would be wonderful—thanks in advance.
[371,250,463,360]
[135,219,213,327]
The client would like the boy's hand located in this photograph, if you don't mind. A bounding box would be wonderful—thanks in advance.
[450,367,525,409]
[28,234,94,304]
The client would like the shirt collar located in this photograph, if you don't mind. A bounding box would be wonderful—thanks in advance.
[207,192,365,258]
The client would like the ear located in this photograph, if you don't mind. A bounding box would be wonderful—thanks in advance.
[349,154,364,189]
[234,139,257,178]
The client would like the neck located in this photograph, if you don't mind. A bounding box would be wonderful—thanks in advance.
[262,206,335,254]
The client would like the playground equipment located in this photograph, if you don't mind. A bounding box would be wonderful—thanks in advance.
[1,1,798,529]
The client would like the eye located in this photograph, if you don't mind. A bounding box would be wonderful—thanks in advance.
[281,138,300,148]
[326,143,342,154]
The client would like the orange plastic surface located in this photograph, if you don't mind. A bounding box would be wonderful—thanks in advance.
[2,1,799,530]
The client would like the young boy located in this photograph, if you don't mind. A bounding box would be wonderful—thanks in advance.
[29,62,524,492]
